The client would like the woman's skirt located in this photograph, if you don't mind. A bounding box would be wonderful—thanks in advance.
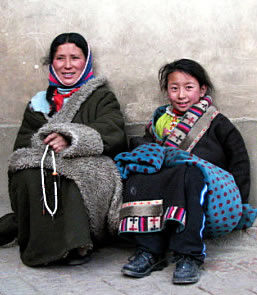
[9,168,93,266]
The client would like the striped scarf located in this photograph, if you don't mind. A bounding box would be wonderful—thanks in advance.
[163,96,212,147]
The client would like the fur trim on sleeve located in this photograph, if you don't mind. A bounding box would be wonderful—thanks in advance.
[31,122,104,157]
[8,148,122,238]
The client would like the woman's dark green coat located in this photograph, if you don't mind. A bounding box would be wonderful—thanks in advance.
[8,77,127,266]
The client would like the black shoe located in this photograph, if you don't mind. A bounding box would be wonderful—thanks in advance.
[172,255,201,284]
[0,213,18,246]
[60,249,92,266]
[121,249,168,278]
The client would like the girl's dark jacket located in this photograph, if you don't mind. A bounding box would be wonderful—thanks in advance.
[131,104,250,204]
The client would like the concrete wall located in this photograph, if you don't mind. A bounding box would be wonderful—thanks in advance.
[0,0,257,205]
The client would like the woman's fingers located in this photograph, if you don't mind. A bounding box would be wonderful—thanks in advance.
[44,133,69,152]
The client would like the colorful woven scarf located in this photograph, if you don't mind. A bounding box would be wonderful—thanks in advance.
[163,96,212,147]
[48,43,94,89]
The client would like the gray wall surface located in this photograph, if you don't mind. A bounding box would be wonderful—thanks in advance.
[0,0,257,205]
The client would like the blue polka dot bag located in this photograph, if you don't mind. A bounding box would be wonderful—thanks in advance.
[164,147,257,237]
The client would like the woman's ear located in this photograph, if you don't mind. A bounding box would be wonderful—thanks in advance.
[200,85,207,97]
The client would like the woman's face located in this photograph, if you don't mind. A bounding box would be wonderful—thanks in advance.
[167,71,207,112]
[52,43,86,86]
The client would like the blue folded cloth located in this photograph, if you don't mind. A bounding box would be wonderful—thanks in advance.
[114,143,166,179]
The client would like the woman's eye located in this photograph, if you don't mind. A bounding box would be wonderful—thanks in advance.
[170,87,177,91]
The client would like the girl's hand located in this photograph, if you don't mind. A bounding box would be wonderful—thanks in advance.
[44,133,69,153]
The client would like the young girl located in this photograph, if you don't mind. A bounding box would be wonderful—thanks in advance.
[115,59,256,284]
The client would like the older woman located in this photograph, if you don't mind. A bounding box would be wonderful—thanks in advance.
[0,32,127,266]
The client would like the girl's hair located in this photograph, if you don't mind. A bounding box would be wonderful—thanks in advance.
[158,59,214,95]
[43,32,88,65]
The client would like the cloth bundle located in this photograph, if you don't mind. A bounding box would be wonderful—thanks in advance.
[115,144,257,238]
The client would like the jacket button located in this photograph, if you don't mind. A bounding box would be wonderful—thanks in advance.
[130,186,137,196]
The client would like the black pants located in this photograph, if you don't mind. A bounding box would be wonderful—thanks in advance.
[128,166,207,263]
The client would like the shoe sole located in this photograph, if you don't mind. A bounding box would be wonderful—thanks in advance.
[57,255,92,266]
[121,259,168,278]
[65,256,91,266]
[172,274,200,284]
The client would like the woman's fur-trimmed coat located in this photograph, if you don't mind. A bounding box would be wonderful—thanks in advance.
[8,77,127,240]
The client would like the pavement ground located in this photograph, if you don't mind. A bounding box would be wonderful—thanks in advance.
[0,202,257,295]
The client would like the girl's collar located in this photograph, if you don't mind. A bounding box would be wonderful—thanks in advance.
[166,105,185,117]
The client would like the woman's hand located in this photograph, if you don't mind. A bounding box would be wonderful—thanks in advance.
[44,133,69,153]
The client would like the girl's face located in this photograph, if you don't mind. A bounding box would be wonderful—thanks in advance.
[167,71,207,112]
[52,43,86,86]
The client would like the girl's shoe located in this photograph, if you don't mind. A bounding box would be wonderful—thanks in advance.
[121,249,168,278]
[172,255,201,284]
